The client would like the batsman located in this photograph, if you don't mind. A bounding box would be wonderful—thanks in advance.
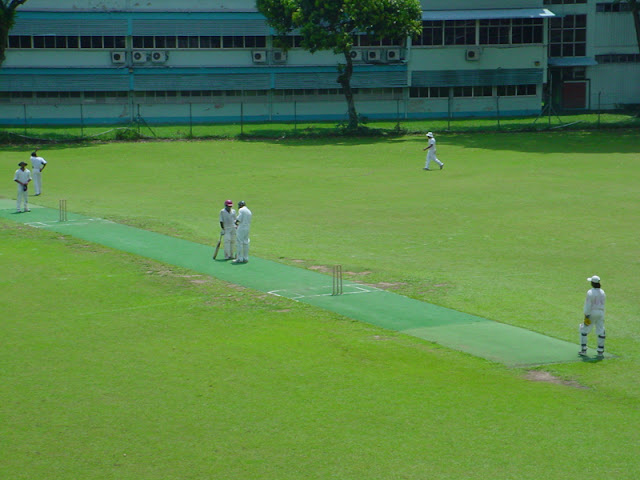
[219,199,237,260]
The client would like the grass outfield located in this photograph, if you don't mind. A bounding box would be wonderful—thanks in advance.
[1,131,639,479]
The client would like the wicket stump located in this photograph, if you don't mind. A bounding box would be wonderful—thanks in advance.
[332,264,343,296]
[59,199,67,222]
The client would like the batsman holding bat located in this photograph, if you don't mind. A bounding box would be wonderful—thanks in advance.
[218,199,237,260]
[579,275,606,358]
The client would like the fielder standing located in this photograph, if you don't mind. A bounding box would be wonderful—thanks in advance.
[233,200,252,264]
[219,199,237,260]
[30,150,47,196]
[423,132,444,171]
[14,161,32,213]
[579,275,606,357]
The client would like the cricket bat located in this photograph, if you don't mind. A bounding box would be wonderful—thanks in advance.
[213,234,223,259]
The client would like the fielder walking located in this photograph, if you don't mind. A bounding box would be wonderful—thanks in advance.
[423,132,444,171]
[14,161,32,213]
[233,200,252,264]
[579,275,606,357]
[30,150,47,196]
[219,199,237,260]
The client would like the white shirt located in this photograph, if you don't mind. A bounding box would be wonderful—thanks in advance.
[14,168,32,184]
[236,206,252,230]
[219,208,237,229]
[31,156,47,171]
[584,288,606,316]
[428,137,436,152]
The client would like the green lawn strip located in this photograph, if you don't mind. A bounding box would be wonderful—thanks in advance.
[1,224,638,480]
[1,200,586,367]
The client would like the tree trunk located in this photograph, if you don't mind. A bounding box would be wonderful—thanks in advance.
[632,1,640,54]
[0,13,11,67]
[338,52,358,129]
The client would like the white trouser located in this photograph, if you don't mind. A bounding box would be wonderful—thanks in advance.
[236,227,250,262]
[425,150,443,169]
[579,312,605,353]
[16,185,28,211]
[32,170,42,194]
[223,229,236,259]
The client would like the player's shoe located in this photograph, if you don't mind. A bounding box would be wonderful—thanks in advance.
[578,350,588,357]
[440,164,444,170]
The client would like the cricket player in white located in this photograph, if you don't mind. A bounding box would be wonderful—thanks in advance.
[579,275,606,357]
[423,132,444,170]
[219,199,237,260]
[14,161,32,212]
[30,151,47,195]
[233,200,252,264]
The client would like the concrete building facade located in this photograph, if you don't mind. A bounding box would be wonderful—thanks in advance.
[0,0,637,125]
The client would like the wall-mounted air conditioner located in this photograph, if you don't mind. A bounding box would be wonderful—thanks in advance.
[111,51,126,64]
[151,51,167,63]
[366,50,381,62]
[465,48,481,61]
[252,50,267,63]
[132,50,148,63]
[272,49,287,63]
[349,49,364,62]
[385,48,401,62]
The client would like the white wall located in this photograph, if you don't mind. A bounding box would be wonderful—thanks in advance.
[590,64,640,109]
[419,0,544,10]
[19,0,258,12]
[410,45,545,71]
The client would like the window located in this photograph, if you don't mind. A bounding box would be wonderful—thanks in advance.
[410,87,450,98]
[8,35,32,48]
[479,19,510,45]
[444,20,476,45]
[596,2,631,12]
[596,53,640,63]
[512,18,543,44]
[497,84,536,96]
[549,15,587,57]
[414,21,444,46]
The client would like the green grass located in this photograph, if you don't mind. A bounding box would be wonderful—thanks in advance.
[1,130,640,479]
[1,112,639,142]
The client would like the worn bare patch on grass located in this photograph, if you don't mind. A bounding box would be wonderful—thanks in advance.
[524,370,588,389]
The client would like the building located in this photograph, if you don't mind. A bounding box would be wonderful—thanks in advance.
[0,0,638,125]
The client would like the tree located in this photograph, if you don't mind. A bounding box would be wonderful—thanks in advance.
[615,0,640,53]
[0,0,28,66]
[256,0,422,130]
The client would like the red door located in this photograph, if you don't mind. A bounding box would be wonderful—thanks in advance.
[562,81,587,109]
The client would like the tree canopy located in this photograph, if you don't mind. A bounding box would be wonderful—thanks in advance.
[1,0,29,66]
[257,0,422,129]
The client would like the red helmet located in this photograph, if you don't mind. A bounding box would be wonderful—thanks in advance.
[224,200,233,206]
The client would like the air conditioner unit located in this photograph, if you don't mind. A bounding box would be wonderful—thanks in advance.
[465,48,481,61]
[366,50,381,62]
[385,48,401,62]
[151,50,167,63]
[252,50,267,64]
[272,49,287,63]
[349,49,364,62]
[132,50,148,63]
[111,51,126,64]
